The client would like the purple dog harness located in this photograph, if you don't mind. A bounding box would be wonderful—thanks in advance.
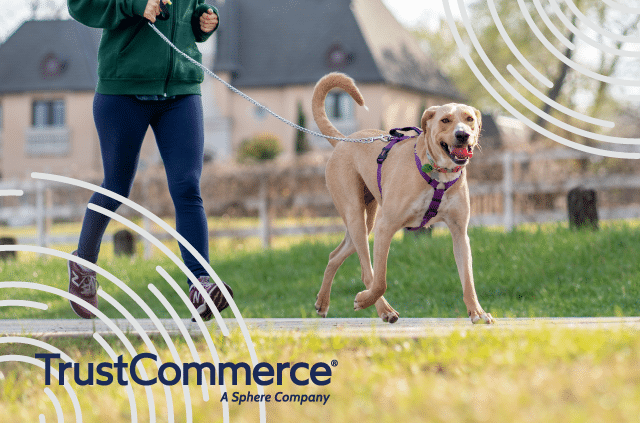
[376,127,460,231]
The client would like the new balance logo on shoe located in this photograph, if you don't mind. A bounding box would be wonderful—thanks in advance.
[67,251,99,319]
[189,276,233,321]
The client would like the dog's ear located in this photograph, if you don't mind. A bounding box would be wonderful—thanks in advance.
[474,107,482,134]
[420,106,439,132]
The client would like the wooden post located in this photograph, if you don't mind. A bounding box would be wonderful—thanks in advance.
[139,160,152,259]
[114,229,136,256]
[35,179,46,248]
[142,172,152,259]
[143,215,152,259]
[259,177,271,248]
[568,187,598,230]
[502,151,514,231]
[0,237,17,260]
[45,186,53,247]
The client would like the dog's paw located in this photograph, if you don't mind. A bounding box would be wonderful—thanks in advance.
[381,310,399,324]
[315,293,330,318]
[376,299,399,323]
[353,298,363,311]
[354,290,379,311]
[315,304,329,318]
[470,312,495,324]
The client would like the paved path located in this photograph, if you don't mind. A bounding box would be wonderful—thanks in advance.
[2,317,640,338]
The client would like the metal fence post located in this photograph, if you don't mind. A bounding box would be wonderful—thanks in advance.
[503,151,514,231]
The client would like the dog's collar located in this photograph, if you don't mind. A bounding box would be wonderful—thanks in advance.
[422,149,463,174]
[414,146,460,190]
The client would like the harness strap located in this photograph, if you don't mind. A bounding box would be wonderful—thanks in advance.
[377,127,422,195]
[376,127,460,231]
[408,145,460,230]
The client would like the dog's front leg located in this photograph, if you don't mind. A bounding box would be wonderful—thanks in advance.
[354,219,396,312]
[448,220,495,324]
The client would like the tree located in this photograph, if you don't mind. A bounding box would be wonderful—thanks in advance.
[294,102,309,155]
[415,0,639,145]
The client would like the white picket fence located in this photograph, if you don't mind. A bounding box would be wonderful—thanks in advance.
[467,147,640,230]
[0,179,341,251]
[2,148,640,250]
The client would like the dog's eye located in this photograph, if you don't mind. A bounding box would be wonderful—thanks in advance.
[466,116,474,122]
[441,118,450,124]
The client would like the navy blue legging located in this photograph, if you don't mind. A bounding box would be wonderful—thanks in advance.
[77,93,208,284]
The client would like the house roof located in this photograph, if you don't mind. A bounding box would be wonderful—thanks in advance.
[0,19,101,94]
[213,0,461,99]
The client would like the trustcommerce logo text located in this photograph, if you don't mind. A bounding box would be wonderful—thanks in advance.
[35,353,334,387]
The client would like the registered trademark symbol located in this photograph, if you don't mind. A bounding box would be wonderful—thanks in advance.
[330,360,338,367]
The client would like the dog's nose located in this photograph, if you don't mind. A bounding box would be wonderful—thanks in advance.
[455,130,470,144]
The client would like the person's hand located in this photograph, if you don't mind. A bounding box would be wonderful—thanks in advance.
[200,9,218,33]
[143,0,168,23]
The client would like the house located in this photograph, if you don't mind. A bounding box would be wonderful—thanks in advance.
[210,0,462,159]
[0,19,104,180]
[0,0,463,179]
[0,19,183,180]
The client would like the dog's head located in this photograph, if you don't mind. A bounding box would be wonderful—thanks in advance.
[420,103,482,168]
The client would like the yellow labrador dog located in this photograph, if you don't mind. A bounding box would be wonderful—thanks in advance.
[312,72,494,324]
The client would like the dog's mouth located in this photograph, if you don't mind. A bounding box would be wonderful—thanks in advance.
[440,142,473,165]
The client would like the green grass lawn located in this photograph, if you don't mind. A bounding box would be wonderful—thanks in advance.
[3,220,640,422]
[2,328,640,422]
[1,219,640,320]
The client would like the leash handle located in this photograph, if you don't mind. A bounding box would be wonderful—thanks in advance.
[157,0,171,21]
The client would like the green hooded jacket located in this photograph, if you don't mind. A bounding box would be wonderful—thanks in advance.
[67,0,218,96]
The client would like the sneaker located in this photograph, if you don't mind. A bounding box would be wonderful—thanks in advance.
[67,251,99,319]
[189,276,233,321]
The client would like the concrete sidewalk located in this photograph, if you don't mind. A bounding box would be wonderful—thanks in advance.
[2,317,640,338]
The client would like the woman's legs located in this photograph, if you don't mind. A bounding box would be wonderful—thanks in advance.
[72,94,227,320]
[150,95,209,282]
[77,94,151,263]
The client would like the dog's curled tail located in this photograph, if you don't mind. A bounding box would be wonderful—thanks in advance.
[312,72,367,148]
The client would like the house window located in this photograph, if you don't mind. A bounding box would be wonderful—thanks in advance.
[253,104,267,121]
[312,91,358,151]
[325,91,353,121]
[26,99,69,156]
[33,99,65,127]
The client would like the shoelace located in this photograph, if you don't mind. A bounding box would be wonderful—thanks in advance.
[191,281,213,303]
[78,274,98,296]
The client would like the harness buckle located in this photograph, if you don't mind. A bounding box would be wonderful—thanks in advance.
[389,127,422,139]
[377,146,392,164]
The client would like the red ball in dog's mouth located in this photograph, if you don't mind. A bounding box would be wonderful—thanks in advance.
[451,146,473,159]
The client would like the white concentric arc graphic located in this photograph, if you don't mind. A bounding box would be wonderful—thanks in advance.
[0,173,267,422]
[444,0,640,158]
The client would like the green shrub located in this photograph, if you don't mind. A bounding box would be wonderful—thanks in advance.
[238,133,282,163]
